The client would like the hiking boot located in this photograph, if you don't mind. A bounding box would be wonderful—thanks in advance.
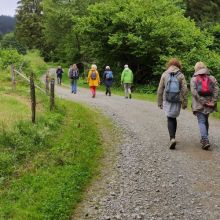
[169,138,176,150]
[129,94,132,99]
[125,96,128,99]
[201,139,210,150]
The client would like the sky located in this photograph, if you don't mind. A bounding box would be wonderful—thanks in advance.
[0,0,18,16]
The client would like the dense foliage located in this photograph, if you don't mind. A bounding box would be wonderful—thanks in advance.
[15,0,43,49]
[0,32,26,54]
[0,16,16,36]
[14,0,220,83]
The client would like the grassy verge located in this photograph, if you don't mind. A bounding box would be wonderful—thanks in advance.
[0,52,110,219]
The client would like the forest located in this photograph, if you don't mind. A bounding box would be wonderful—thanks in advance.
[1,0,220,84]
[0,15,16,36]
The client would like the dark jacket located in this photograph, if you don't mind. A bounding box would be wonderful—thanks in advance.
[103,70,113,87]
[56,68,63,77]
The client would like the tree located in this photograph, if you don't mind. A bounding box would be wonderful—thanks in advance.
[0,32,26,54]
[41,0,102,62]
[15,0,43,49]
[76,0,220,82]
[185,0,220,27]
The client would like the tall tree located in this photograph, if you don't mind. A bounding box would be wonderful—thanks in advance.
[41,0,101,62]
[185,0,220,26]
[76,0,220,82]
[15,0,43,49]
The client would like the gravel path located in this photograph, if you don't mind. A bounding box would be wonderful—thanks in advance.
[49,72,220,220]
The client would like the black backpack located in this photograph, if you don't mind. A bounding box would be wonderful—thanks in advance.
[70,69,79,79]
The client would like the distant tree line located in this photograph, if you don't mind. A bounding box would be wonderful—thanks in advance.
[11,0,220,83]
[0,15,16,36]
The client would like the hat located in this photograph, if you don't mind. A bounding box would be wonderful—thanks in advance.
[106,66,110,70]
[124,64,128,68]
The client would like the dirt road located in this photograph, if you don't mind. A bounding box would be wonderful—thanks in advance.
[52,77,220,220]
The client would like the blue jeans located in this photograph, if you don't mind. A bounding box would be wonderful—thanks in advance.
[196,112,209,140]
[71,80,77,93]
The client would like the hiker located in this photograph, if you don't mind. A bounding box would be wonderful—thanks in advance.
[103,66,113,96]
[157,58,188,150]
[121,64,133,99]
[69,64,79,94]
[190,62,219,150]
[56,66,64,85]
[87,64,100,98]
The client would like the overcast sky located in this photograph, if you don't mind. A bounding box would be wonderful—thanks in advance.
[0,0,18,16]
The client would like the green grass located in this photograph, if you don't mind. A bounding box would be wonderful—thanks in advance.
[0,100,103,220]
[0,53,110,219]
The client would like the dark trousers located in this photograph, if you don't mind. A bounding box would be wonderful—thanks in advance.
[167,117,177,140]
[105,85,111,95]
[57,76,62,85]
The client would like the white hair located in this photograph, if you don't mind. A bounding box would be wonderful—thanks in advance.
[91,64,97,70]
[124,64,129,68]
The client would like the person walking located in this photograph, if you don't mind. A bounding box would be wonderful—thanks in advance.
[56,66,64,85]
[190,62,219,150]
[157,58,188,150]
[69,64,79,94]
[103,66,113,96]
[121,64,133,99]
[87,64,100,98]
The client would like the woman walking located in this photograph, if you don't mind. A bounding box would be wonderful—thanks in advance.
[69,64,79,94]
[103,66,113,96]
[190,62,219,150]
[157,58,188,149]
[87,64,100,98]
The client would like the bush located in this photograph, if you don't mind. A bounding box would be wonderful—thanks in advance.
[0,49,23,69]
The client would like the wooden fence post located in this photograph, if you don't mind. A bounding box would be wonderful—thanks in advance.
[50,79,55,111]
[30,73,36,123]
[11,64,16,90]
[45,72,50,95]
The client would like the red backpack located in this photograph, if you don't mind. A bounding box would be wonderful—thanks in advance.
[195,74,214,96]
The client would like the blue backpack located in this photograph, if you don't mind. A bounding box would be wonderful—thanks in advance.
[106,71,113,79]
[165,71,181,103]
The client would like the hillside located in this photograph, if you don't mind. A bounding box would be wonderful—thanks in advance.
[0,15,16,36]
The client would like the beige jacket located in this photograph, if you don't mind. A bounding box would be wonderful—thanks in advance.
[157,66,188,108]
[190,68,219,114]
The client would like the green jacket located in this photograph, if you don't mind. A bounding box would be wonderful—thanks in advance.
[121,68,133,84]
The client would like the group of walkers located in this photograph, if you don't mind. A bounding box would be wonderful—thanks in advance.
[56,58,219,151]
[157,58,219,151]
[56,64,134,98]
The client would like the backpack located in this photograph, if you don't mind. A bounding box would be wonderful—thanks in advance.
[106,71,113,80]
[165,71,181,103]
[57,68,63,76]
[72,70,79,79]
[195,74,214,96]
[69,69,79,79]
[91,71,97,80]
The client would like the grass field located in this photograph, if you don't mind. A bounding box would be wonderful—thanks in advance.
[0,52,112,219]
